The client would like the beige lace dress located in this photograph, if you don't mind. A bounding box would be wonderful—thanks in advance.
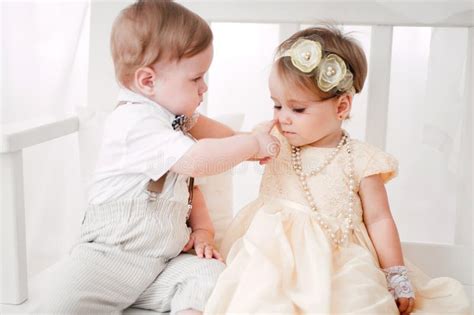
[204,130,470,314]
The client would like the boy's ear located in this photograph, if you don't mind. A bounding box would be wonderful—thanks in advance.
[134,67,156,96]
[336,93,353,120]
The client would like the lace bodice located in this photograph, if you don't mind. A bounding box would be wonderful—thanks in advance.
[259,130,398,222]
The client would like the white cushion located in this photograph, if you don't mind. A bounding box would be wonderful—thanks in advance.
[196,113,244,248]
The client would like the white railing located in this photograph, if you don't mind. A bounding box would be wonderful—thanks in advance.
[1,0,473,306]
[178,0,473,27]
[1,115,79,304]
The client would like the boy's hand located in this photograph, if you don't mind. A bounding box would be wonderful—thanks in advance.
[252,120,280,160]
[183,229,223,262]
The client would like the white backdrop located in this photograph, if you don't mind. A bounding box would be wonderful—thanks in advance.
[386,27,471,244]
[1,1,90,276]
[1,1,472,279]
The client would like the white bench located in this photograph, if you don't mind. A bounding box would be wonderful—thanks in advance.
[1,0,472,311]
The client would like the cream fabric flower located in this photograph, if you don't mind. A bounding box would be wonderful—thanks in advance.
[287,38,322,73]
[337,71,354,92]
[317,54,348,92]
[279,39,354,93]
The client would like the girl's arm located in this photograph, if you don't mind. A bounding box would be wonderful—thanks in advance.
[359,174,404,267]
[189,114,235,139]
[360,174,415,315]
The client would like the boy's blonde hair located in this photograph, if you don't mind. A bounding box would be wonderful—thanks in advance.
[276,25,367,99]
[111,0,213,87]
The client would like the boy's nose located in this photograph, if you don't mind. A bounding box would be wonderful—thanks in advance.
[199,81,208,95]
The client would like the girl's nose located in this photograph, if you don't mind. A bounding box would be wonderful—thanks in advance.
[275,110,291,125]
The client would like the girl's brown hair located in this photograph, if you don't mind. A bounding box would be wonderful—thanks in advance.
[111,0,213,87]
[276,25,367,99]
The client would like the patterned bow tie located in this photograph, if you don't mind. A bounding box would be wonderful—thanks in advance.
[171,112,200,132]
[172,115,187,131]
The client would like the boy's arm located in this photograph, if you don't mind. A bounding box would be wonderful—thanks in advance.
[172,120,278,177]
[188,186,214,238]
[183,186,223,260]
[171,135,259,177]
[189,114,235,139]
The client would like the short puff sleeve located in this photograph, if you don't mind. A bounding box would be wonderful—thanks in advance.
[361,148,398,183]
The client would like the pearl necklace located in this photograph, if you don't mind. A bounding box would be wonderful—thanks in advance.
[291,131,355,246]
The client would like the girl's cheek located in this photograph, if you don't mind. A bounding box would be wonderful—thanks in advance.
[273,110,280,121]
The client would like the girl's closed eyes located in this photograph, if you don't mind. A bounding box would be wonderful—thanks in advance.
[273,104,306,113]
[292,107,306,113]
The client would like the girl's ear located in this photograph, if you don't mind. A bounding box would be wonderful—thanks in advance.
[336,93,353,120]
[134,67,156,96]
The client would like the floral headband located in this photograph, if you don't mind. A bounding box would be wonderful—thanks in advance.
[279,38,354,94]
